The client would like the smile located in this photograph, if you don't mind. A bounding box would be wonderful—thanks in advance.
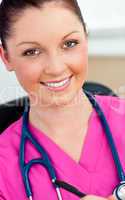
[40,75,73,91]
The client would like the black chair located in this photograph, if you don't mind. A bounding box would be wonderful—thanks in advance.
[0,96,29,133]
[0,81,117,133]
[83,81,117,96]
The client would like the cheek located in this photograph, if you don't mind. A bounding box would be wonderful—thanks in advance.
[14,63,41,89]
[69,45,88,75]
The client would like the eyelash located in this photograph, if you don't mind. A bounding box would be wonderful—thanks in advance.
[22,39,79,57]
[63,39,79,49]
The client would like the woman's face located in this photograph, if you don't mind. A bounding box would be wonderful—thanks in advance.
[0,2,88,108]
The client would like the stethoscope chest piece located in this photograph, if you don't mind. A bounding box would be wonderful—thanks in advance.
[113,182,125,200]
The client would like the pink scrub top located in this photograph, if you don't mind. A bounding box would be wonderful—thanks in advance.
[0,95,125,200]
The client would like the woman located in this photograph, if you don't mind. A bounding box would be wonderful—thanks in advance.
[0,0,124,199]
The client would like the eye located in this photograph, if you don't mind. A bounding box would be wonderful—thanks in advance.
[63,39,79,49]
[22,48,41,56]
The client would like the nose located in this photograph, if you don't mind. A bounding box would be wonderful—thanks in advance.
[43,53,66,77]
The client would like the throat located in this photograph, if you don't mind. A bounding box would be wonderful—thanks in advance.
[29,105,92,163]
[51,124,88,163]
[29,92,92,136]
[29,91,93,162]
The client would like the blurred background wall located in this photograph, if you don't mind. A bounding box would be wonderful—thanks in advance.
[0,0,125,103]
[78,0,125,97]
[87,27,125,96]
[88,56,125,97]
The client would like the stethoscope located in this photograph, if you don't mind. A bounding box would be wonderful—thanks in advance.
[19,90,125,200]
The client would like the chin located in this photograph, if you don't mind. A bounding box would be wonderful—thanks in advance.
[39,89,81,109]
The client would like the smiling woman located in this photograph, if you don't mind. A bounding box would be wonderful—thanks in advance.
[0,0,123,200]
[0,0,88,109]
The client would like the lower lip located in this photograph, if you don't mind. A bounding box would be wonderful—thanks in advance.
[41,76,72,92]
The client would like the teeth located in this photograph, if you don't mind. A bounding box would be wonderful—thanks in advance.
[45,78,69,88]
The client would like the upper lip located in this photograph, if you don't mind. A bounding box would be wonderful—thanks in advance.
[41,75,72,84]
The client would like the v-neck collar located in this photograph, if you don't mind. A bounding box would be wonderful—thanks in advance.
[28,106,103,166]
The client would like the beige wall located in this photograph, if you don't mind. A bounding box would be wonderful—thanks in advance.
[87,56,125,96]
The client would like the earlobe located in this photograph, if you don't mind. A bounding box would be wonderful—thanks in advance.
[0,44,14,71]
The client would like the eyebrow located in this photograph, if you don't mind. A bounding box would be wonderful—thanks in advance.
[16,31,80,47]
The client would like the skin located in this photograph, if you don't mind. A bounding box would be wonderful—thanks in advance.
[0,2,92,147]
[81,195,115,200]
[0,2,116,199]
[0,2,88,109]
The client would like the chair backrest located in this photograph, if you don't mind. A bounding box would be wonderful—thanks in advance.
[0,96,29,133]
[0,81,117,133]
[83,81,117,96]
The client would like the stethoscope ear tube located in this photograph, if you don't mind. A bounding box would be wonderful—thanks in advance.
[84,90,125,182]
[84,90,125,200]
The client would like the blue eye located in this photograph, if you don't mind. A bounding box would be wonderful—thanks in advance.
[23,49,40,56]
[64,40,79,49]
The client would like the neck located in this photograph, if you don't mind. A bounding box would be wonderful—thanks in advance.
[29,90,92,137]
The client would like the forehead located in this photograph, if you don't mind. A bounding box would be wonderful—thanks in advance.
[11,3,83,42]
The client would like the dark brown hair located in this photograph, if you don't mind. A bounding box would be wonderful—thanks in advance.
[0,0,87,50]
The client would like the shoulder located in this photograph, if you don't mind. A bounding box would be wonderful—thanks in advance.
[94,95,125,160]
[95,94,125,116]
[0,117,23,199]
[94,95,125,133]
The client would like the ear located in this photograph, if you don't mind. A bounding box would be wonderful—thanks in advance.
[0,44,14,71]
